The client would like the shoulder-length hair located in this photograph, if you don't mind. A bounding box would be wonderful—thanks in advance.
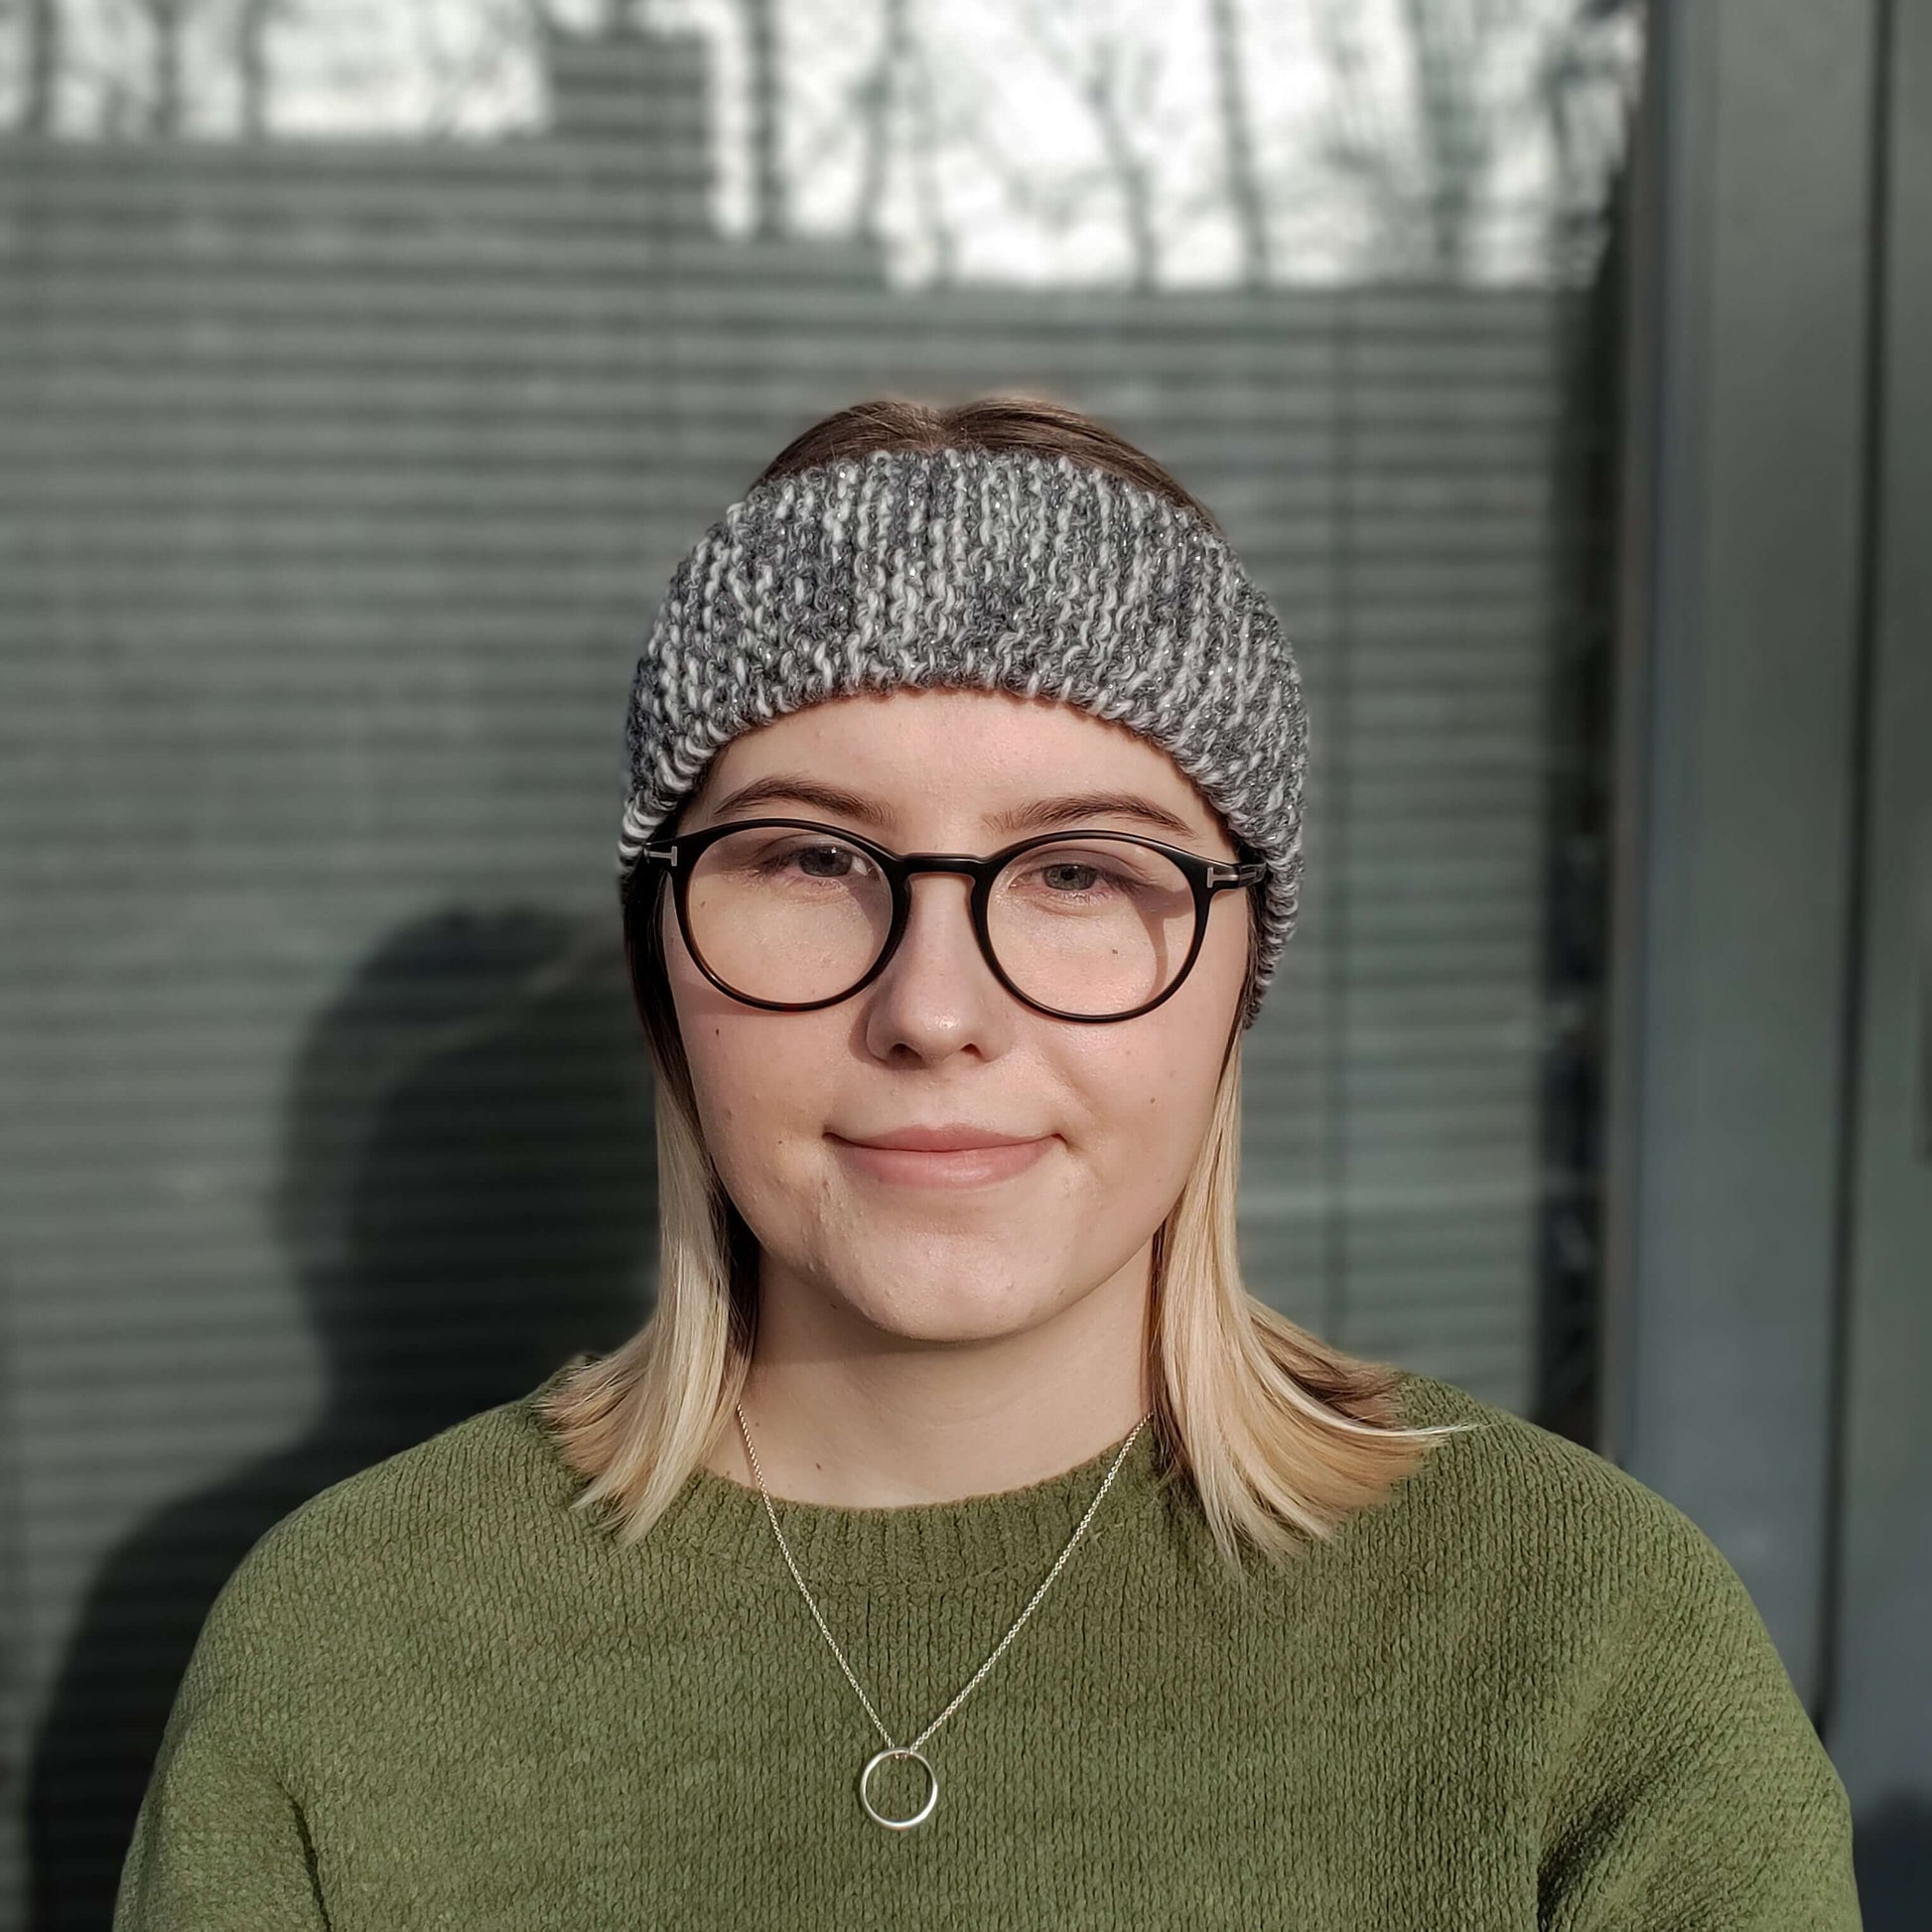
[534,395,1479,1582]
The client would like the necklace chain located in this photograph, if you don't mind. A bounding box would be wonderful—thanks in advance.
[733,1403,1153,1826]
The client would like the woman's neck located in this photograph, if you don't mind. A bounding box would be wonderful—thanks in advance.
[704,1341,1153,1509]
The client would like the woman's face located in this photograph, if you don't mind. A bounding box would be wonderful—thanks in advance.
[662,687,1252,1351]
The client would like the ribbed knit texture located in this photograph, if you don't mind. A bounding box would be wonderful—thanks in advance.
[617,447,1311,1030]
[113,1365,1862,1929]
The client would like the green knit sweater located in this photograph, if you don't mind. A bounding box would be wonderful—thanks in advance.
[112,1362,1862,1929]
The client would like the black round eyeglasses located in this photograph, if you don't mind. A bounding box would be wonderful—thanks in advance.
[623,816,1266,1024]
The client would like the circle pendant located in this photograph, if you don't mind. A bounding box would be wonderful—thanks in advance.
[858,1745,938,1830]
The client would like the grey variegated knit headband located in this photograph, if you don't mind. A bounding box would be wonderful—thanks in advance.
[617,444,1308,1030]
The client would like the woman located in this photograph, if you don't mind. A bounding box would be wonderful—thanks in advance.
[114,397,1862,1928]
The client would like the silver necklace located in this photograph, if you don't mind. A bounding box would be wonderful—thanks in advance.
[733,1402,1154,1831]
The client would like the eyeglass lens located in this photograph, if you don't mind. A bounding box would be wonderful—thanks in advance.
[683,825,1199,1017]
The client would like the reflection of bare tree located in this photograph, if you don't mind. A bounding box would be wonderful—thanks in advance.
[237,0,288,136]
[849,0,906,251]
[1313,2,1416,269]
[1018,0,1161,289]
[1205,0,1269,287]
[831,0,960,276]
[1401,0,1496,278]
[902,15,958,282]
[23,0,61,132]
[738,0,785,238]
[1314,0,1637,279]
[1537,0,1641,276]
[3,0,1641,288]
[412,0,551,139]
[140,0,188,134]
[12,0,290,138]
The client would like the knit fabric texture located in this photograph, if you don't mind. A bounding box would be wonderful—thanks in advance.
[617,446,1311,1031]
[112,1364,1862,1929]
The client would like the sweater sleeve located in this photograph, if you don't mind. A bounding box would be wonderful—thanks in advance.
[111,1710,330,1931]
[110,1528,332,1932]
[1536,1502,1863,1931]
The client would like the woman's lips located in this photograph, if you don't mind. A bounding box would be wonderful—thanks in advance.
[828,1134,1056,1188]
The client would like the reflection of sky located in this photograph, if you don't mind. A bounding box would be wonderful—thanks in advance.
[11,0,1641,287]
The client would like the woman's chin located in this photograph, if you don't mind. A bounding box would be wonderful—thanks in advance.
[826,1267,1063,1346]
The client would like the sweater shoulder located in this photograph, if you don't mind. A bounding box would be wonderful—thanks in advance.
[1380,1368,1785,1664]
[192,1382,578,1665]
[1383,1377,1858,1916]
[150,1381,588,1792]
[1389,1364,1714,1542]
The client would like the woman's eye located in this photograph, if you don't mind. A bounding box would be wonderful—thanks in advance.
[754,842,866,880]
[1037,862,1108,894]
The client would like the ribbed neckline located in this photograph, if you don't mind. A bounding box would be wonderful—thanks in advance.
[518,1363,1177,1587]
[517,1362,1445,1587]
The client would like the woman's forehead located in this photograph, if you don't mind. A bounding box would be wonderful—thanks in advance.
[688,688,1219,833]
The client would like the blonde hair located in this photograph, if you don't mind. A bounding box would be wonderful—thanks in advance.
[535,396,1482,1582]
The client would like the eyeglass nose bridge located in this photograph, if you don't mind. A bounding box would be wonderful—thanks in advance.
[851,849,1024,1000]
[894,852,995,879]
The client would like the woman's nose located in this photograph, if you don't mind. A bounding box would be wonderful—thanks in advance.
[884,870,991,982]
[861,870,1017,1048]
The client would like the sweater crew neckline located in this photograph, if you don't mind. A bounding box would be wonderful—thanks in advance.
[521,1366,1173,1587]
[654,1414,1171,1587]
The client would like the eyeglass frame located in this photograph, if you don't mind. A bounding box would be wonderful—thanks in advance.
[624,815,1268,1025]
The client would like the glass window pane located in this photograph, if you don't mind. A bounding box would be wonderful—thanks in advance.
[0,1,1646,1916]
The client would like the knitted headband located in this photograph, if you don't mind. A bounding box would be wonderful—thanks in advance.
[617,444,1309,1031]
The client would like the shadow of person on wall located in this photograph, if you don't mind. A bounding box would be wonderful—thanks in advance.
[27,905,659,1929]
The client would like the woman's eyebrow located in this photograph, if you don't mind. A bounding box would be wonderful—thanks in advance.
[987,791,1197,838]
[703,773,1197,839]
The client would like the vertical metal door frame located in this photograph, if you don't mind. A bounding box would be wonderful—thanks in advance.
[1827,0,1932,1904]
[1601,0,1881,1714]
